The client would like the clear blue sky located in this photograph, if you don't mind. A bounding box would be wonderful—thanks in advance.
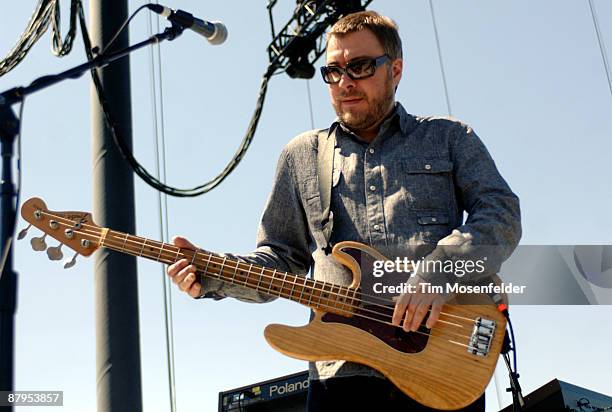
[2,1,612,411]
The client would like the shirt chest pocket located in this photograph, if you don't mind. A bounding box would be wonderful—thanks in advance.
[400,158,454,211]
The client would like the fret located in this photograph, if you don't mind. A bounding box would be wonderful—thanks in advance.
[281,272,288,300]
[340,285,350,313]
[203,253,214,278]
[156,242,164,262]
[306,279,313,306]
[190,250,197,266]
[326,283,336,311]
[351,287,359,311]
[289,273,296,301]
[342,285,352,313]
[219,257,228,281]
[121,232,129,253]
[343,284,351,312]
[174,247,181,263]
[331,283,342,312]
[245,264,253,287]
[342,288,357,312]
[315,280,325,310]
[231,261,240,283]
[139,238,148,257]
[298,276,306,305]
[256,267,265,292]
[267,269,275,295]
[326,283,333,309]
[100,228,109,248]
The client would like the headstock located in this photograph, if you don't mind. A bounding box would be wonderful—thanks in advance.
[20,197,102,268]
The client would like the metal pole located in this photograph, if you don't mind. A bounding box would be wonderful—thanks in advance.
[0,103,19,412]
[88,1,142,411]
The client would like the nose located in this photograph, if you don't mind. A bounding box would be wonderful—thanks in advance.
[337,71,356,89]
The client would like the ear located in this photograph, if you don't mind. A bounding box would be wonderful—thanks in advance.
[391,58,403,88]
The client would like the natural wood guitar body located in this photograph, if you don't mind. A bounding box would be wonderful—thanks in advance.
[264,242,506,411]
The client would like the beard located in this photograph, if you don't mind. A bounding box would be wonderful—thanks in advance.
[333,78,395,132]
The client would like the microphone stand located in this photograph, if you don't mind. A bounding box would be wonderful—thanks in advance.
[0,22,184,399]
[502,333,525,411]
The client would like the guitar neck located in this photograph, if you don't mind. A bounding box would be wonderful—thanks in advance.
[100,229,355,315]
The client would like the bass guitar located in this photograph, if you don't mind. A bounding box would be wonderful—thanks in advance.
[20,197,506,410]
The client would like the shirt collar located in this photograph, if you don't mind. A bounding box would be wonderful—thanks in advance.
[331,102,416,142]
[396,102,416,135]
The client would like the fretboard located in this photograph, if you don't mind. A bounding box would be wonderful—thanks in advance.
[100,229,357,316]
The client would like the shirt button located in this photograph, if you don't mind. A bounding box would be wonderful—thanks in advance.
[431,217,437,222]
[373,224,380,230]
[424,164,432,170]
[369,148,375,154]
[369,185,376,191]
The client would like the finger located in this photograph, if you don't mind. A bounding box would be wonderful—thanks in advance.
[179,272,196,292]
[392,294,410,326]
[188,281,202,298]
[167,259,189,277]
[426,298,444,329]
[173,264,196,285]
[403,295,423,332]
[171,235,198,250]
[410,303,431,332]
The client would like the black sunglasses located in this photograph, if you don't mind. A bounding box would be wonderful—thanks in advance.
[320,54,390,84]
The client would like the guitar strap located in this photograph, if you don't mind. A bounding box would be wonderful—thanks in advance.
[317,125,337,255]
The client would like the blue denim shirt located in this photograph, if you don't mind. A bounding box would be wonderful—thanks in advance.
[200,102,521,379]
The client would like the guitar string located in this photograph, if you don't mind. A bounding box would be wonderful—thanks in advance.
[33,210,480,327]
[75,240,481,347]
[32,210,453,315]
[78,223,478,332]
[34,211,484,333]
[86,227,478,342]
[31,211,491,347]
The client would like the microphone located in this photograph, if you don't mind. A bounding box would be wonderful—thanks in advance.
[147,4,228,45]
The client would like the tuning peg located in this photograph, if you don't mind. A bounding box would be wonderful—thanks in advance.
[30,234,48,251]
[17,224,32,240]
[47,243,64,261]
[64,252,78,269]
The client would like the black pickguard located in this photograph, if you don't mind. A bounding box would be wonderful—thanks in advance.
[321,306,430,353]
[321,245,430,353]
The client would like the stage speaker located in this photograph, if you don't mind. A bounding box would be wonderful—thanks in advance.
[500,379,612,411]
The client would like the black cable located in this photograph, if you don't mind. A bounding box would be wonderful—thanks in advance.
[78,3,277,197]
[0,0,54,76]
[499,305,518,374]
[508,314,518,373]
[100,4,151,55]
[51,0,79,56]
[499,307,524,412]
[1,0,81,76]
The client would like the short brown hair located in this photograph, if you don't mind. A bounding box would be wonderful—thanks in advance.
[328,11,402,60]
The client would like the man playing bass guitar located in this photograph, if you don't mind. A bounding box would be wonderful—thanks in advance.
[167,10,521,412]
